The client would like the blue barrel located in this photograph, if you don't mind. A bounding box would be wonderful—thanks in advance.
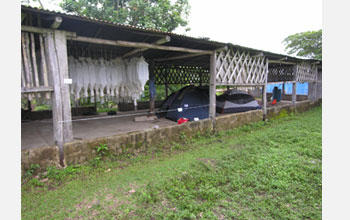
[273,87,282,102]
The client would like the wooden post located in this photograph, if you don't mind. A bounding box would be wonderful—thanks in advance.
[165,84,168,98]
[149,61,156,115]
[313,67,318,101]
[54,30,73,143]
[292,64,297,106]
[44,30,73,166]
[262,85,267,120]
[292,82,297,106]
[262,59,268,120]
[209,53,216,120]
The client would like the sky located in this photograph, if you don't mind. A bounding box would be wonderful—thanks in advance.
[25,0,322,56]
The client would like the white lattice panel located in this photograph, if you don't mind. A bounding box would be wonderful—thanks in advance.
[296,62,317,82]
[215,48,268,85]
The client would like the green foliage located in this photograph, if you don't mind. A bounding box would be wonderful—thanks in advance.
[96,143,110,157]
[25,164,40,177]
[60,0,191,32]
[28,178,44,187]
[283,30,322,59]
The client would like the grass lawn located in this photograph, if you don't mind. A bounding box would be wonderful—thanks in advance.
[22,106,322,220]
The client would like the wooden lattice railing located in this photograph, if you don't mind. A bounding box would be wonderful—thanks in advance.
[295,62,318,82]
[21,31,53,101]
[268,66,295,82]
[154,65,210,85]
[215,48,268,85]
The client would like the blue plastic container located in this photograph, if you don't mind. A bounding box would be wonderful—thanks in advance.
[273,87,282,102]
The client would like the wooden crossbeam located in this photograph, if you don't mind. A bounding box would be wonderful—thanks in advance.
[154,53,205,62]
[68,35,214,55]
[21,86,54,93]
[122,35,171,58]
[21,25,76,37]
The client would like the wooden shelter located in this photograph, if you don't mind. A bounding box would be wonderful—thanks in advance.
[21,6,321,164]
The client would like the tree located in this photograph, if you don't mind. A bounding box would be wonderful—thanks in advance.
[60,0,191,32]
[283,30,322,60]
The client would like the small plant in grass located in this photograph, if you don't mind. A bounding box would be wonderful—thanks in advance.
[96,144,110,157]
[25,164,40,177]
[90,144,110,167]
[28,178,44,187]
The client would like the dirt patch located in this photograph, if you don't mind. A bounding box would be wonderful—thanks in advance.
[197,158,217,167]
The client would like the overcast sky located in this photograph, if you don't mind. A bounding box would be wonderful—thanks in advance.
[179,0,322,55]
[28,0,322,56]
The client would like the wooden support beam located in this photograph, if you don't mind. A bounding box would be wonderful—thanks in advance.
[149,61,156,115]
[292,82,297,106]
[209,53,216,120]
[268,60,296,65]
[21,86,54,93]
[154,53,205,62]
[313,68,318,100]
[68,35,214,55]
[122,35,171,58]
[44,31,73,167]
[44,32,64,166]
[251,52,264,58]
[54,30,73,144]
[262,59,268,120]
[21,25,76,38]
[50,16,62,29]
[262,85,267,120]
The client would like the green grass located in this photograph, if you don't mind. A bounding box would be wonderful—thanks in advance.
[22,106,322,220]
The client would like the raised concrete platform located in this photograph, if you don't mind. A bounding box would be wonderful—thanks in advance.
[21,100,295,150]
[21,109,176,150]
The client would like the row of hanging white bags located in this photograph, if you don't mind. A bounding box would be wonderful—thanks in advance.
[68,56,149,104]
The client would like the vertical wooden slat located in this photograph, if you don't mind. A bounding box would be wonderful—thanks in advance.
[21,56,26,88]
[30,33,40,88]
[30,33,41,99]
[21,32,33,100]
[54,30,73,143]
[209,52,216,119]
[39,34,51,99]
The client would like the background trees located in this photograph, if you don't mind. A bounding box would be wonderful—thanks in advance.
[283,30,322,60]
[60,0,191,32]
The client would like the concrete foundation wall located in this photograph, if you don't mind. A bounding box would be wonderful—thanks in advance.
[21,99,322,172]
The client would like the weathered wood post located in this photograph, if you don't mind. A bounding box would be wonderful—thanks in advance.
[44,30,73,166]
[292,82,297,106]
[262,59,268,120]
[313,67,318,101]
[209,52,216,122]
[292,64,297,106]
[149,61,156,115]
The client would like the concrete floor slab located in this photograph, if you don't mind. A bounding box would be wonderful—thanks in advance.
[22,110,176,150]
[21,100,294,150]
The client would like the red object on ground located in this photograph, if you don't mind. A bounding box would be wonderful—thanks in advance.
[177,117,189,124]
[272,99,277,105]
